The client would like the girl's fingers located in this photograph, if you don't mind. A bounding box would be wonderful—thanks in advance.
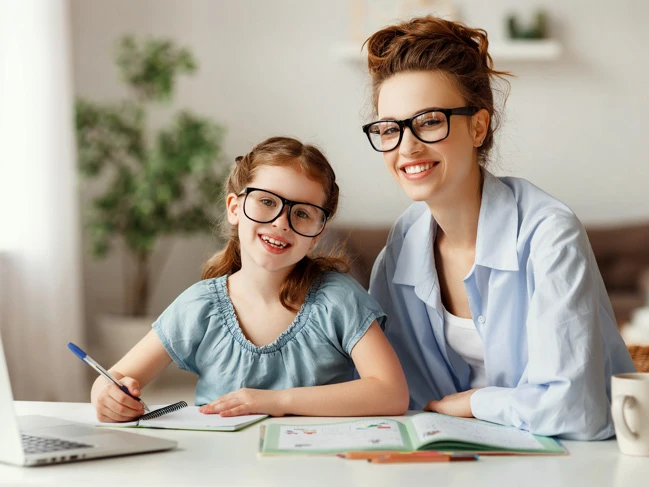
[97,400,133,423]
[198,404,217,414]
[424,400,438,412]
[220,404,248,417]
[119,377,141,397]
[104,393,143,419]
[210,400,238,414]
[97,407,127,423]
[200,397,237,414]
[106,395,141,421]
[107,384,144,413]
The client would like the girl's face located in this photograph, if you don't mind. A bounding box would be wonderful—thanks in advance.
[376,70,488,205]
[226,164,326,275]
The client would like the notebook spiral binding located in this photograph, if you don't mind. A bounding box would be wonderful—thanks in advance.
[140,400,188,420]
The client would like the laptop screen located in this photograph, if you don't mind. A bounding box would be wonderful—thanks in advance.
[0,332,27,464]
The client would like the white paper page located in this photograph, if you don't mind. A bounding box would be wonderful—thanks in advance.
[277,419,405,451]
[141,406,267,430]
[410,414,542,450]
[58,404,265,430]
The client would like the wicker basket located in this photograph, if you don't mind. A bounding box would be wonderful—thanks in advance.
[627,345,649,373]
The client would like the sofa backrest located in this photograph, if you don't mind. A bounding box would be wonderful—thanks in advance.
[320,223,649,299]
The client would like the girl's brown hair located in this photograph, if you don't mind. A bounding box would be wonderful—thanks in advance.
[364,15,512,166]
[201,136,349,311]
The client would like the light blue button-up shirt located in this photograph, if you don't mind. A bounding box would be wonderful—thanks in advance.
[370,170,635,440]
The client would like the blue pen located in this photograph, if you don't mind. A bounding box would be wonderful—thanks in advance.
[67,342,149,412]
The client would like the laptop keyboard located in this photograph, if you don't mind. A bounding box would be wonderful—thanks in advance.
[21,433,93,454]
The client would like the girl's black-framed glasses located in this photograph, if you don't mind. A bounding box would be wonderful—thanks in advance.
[362,106,480,152]
[237,187,330,238]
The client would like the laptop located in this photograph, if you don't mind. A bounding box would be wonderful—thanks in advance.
[0,334,177,466]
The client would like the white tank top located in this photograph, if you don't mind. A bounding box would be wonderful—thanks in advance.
[443,307,487,388]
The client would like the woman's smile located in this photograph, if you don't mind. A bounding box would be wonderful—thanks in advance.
[399,159,440,180]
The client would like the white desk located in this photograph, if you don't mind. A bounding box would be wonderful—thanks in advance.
[1,402,647,486]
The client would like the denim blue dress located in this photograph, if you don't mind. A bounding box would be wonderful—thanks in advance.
[153,271,385,406]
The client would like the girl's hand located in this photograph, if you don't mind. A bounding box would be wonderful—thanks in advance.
[198,388,286,417]
[424,389,480,417]
[93,376,145,423]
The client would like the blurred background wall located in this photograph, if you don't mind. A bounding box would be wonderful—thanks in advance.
[70,0,649,327]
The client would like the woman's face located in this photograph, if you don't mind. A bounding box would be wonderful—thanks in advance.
[377,70,487,205]
[226,164,326,275]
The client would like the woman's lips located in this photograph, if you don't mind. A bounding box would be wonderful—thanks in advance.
[400,161,439,180]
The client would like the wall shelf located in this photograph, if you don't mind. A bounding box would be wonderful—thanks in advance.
[488,39,562,62]
[330,39,562,64]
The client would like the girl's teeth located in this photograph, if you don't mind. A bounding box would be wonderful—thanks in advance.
[404,163,434,174]
[261,236,287,248]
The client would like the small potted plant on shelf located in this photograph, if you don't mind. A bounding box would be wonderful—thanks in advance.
[75,36,227,365]
[506,9,548,40]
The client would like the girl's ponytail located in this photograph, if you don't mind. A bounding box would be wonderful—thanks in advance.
[201,237,241,280]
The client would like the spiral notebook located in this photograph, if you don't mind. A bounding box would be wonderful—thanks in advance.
[96,401,268,432]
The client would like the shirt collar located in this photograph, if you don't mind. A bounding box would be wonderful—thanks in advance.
[474,170,519,271]
[392,207,436,287]
[392,170,519,288]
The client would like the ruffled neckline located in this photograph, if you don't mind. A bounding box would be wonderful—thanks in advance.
[210,275,320,354]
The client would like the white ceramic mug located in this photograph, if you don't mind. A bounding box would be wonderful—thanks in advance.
[611,373,649,456]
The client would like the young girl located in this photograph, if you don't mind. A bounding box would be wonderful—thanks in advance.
[91,136,409,422]
[363,16,635,440]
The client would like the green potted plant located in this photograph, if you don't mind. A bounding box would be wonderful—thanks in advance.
[75,36,227,366]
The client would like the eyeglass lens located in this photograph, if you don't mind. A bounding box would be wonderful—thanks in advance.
[244,190,326,237]
[368,110,449,151]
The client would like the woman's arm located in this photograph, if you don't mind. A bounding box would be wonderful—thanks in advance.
[468,215,634,440]
[467,242,607,439]
[90,330,173,421]
[200,322,410,417]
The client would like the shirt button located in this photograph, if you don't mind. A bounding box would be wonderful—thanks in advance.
[477,315,486,324]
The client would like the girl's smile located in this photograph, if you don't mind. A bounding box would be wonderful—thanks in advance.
[227,164,326,274]
[258,232,292,253]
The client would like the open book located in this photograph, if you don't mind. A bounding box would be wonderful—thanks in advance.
[94,401,267,432]
[260,412,565,455]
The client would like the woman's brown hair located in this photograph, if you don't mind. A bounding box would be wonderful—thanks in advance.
[201,136,348,311]
[364,15,512,166]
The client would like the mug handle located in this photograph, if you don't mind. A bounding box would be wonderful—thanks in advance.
[612,395,639,441]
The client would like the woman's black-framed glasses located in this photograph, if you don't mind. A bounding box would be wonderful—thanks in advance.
[238,187,330,238]
[362,106,480,152]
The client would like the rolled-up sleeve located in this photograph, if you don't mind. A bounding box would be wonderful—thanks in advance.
[471,215,613,440]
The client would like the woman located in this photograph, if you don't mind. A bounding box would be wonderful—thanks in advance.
[363,16,634,440]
